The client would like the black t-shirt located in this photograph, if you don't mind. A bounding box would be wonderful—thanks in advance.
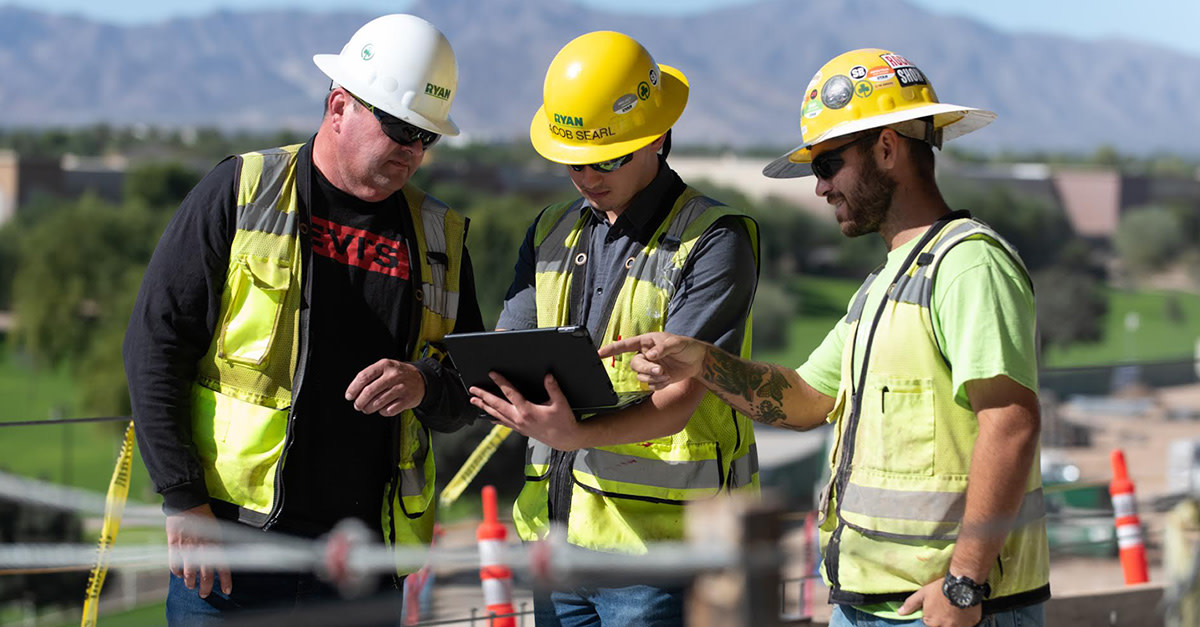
[274,167,418,538]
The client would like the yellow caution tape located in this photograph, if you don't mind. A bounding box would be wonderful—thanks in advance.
[439,424,512,508]
[81,421,136,627]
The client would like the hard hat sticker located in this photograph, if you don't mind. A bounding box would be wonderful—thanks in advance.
[361,44,375,61]
[895,67,927,88]
[613,94,638,115]
[867,66,894,82]
[854,81,873,98]
[879,53,915,70]
[649,67,660,87]
[637,82,651,100]
[821,75,853,110]
[803,98,824,119]
[876,53,926,88]
[849,65,868,80]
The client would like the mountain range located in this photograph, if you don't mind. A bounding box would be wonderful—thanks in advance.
[1,0,1197,156]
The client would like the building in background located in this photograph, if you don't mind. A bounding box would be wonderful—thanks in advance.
[0,150,125,226]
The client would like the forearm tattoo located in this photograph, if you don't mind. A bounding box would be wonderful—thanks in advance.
[702,348,792,426]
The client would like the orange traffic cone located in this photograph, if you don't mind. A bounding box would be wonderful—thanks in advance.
[1109,449,1149,584]
[477,486,516,626]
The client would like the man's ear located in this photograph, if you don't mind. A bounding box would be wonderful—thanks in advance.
[876,127,903,171]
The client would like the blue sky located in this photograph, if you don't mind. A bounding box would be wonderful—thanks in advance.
[7,0,1199,58]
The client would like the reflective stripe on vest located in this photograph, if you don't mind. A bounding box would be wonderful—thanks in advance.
[192,145,464,560]
[515,187,761,551]
[821,216,1048,601]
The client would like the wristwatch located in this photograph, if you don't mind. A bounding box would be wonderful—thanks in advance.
[942,572,990,609]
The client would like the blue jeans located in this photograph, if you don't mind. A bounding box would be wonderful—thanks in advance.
[829,603,1045,627]
[166,571,403,626]
[533,584,686,627]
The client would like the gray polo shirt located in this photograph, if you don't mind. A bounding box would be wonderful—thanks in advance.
[497,161,757,353]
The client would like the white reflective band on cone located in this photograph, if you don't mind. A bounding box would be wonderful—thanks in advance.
[1116,524,1143,549]
[1112,493,1137,518]
[478,539,503,567]
[483,578,513,606]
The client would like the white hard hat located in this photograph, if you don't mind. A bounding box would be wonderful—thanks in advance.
[313,14,460,136]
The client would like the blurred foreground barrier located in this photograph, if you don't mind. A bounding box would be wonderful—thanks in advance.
[1166,498,1200,627]
[686,493,783,627]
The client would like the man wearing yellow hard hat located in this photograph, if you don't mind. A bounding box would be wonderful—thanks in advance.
[468,31,760,625]
[602,49,1050,627]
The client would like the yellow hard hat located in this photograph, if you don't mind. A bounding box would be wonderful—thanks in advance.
[763,48,995,178]
[530,31,689,165]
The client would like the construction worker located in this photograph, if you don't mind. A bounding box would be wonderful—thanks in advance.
[468,31,760,625]
[601,49,1050,627]
[122,15,483,623]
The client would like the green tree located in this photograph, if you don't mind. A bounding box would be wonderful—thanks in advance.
[1033,265,1108,349]
[941,180,1075,271]
[750,279,794,352]
[1113,206,1185,275]
[124,162,201,209]
[10,196,169,414]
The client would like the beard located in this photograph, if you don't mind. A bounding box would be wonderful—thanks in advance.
[833,152,897,238]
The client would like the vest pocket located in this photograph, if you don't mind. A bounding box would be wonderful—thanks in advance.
[190,384,287,515]
[856,375,935,476]
[217,257,291,369]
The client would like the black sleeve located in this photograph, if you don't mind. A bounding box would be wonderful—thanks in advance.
[495,215,541,331]
[122,157,238,513]
[413,246,486,432]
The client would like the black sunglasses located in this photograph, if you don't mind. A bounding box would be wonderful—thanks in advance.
[811,131,881,180]
[346,90,441,150]
[568,153,634,174]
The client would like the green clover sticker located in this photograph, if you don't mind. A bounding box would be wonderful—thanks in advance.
[361,44,375,61]
[637,81,650,100]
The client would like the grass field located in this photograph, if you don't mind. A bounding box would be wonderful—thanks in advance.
[1041,288,1200,367]
[0,339,157,502]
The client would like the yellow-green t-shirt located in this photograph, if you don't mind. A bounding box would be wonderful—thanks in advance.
[796,232,1038,619]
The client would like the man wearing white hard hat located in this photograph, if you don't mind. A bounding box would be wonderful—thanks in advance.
[124,14,483,622]
[602,49,1049,627]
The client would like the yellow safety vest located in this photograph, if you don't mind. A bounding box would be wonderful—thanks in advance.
[190,144,465,571]
[818,215,1050,609]
[513,186,761,553]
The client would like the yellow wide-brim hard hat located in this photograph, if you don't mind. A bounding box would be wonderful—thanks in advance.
[529,31,689,165]
[762,47,996,179]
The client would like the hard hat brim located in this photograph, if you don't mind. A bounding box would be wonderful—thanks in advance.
[313,53,460,137]
[762,104,996,179]
[529,64,689,165]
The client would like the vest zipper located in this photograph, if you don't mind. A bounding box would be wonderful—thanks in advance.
[881,386,889,413]
[261,153,316,531]
[547,449,577,523]
[826,216,959,595]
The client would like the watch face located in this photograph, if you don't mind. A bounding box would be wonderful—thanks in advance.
[947,582,977,608]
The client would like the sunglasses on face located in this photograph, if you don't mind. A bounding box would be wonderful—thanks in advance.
[346,91,441,150]
[811,131,882,180]
[568,153,634,174]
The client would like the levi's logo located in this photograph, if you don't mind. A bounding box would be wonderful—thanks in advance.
[309,216,409,278]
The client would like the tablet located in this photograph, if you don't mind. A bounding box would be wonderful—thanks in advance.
[443,326,651,413]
